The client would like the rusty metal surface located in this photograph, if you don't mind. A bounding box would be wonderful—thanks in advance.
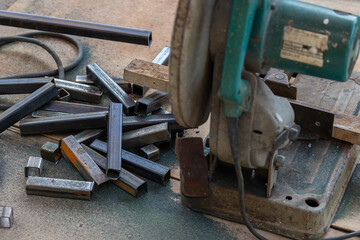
[0,206,13,228]
[122,122,170,149]
[41,101,108,114]
[25,156,43,177]
[175,137,208,197]
[54,79,102,104]
[40,142,62,163]
[26,176,94,200]
[135,91,169,116]
[60,135,107,187]
[20,111,108,135]
[75,75,133,93]
[83,144,147,198]
[290,101,334,140]
[0,81,58,134]
[106,103,123,179]
[0,77,51,94]
[87,63,135,115]
[90,139,170,185]
[73,129,105,145]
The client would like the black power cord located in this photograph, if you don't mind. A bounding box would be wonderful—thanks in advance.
[0,31,84,79]
[226,117,360,240]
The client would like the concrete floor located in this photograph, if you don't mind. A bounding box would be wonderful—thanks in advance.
[0,0,359,239]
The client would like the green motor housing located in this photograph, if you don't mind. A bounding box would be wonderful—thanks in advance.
[245,0,360,81]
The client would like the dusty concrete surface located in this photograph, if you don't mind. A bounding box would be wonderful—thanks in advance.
[0,0,17,10]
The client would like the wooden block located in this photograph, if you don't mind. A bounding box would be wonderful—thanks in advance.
[123,59,169,92]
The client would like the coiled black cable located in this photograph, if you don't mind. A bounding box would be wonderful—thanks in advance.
[0,31,83,79]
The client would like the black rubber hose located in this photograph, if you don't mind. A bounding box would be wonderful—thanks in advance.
[0,35,64,79]
[0,31,83,79]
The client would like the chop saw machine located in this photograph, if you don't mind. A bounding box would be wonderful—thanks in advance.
[169,0,360,239]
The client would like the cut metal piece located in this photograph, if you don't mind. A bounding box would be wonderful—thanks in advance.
[0,77,51,94]
[0,10,152,46]
[0,206,13,228]
[55,88,71,101]
[54,79,102,103]
[20,111,108,135]
[40,142,62,162]
[106,103,123,179]
[82,144,147,198]
[75,75,133,94]
[290,101,334,140]
[123,114,183,132]
[25,156,43,177]
[122,122,170,149]
[152,46,171,65]
[90,139,170,185]
[175,137,208,197]
[0,81,58,134]
[73,129,105,145]
[135,91,169,116]
[26,176,94,200]
[86,63,135,115]
[41,101,108,114]
[60,135,108,187]
[139,144,160,162]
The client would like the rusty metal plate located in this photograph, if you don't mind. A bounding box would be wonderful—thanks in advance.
[290,101,334,140]
[175,137,209,197]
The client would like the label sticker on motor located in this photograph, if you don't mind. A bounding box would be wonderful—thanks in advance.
[280,26,328,67]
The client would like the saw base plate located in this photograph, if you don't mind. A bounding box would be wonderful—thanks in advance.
[181,139,359,240]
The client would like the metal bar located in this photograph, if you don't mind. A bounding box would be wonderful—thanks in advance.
[123,114,182,132]
[90,139,170,185]
[135,91,169,116]
[122,122,170,149]
[0,10,152,46]
[75,75,133,94]
[25,156,43,177]
[20,111,108,135]
[41,142,62,163]
[86,63,135,115]
[40,100,108,114]
[0,206,13,228]
[139,144,160,162]
[54,79,102,103]
[60,135,108,187]
[73,129,105,145]
[152,46,171,65]
[26,176,94,200]
[107,103,123,179]
[0,77,51,94]
[0,81,58,134]
[82,144,147,197]
[32,110,69,118]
